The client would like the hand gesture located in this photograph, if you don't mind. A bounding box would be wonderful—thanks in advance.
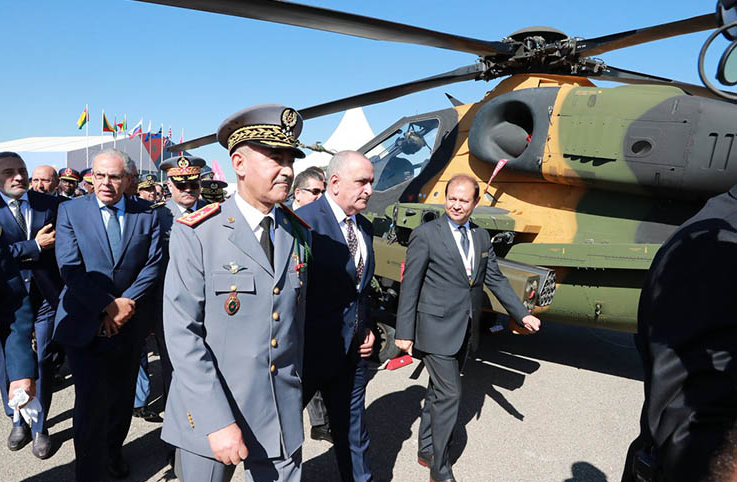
[519,314,541,333]
[359,329,375,358]
[207,422,249,465]
[98,314,120,338]
[8,378,35,408]
[35,224,55,250]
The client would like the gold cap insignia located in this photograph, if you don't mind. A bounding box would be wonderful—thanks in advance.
[281,108,298,130]
[177,157,190,168]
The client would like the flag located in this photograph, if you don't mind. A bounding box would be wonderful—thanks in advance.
[167,125,172,140]
[76,107,88,130]
[128,119,143,138]
[144,121,152,141]
[102,112,115,133]
[179,129,184,156]
[211,160,226,181]
[151,127,162,139]
[142,135,170,166]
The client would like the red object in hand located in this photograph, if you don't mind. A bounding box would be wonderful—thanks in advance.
[386,354,413,370]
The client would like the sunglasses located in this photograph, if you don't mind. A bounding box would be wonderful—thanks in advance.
[173,181,201,191]
[299,187,325,195]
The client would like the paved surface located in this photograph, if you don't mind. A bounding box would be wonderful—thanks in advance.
[3,321,643,482]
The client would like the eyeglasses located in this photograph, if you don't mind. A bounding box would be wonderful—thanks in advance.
[173,181,200,191]
[299,187,325,195]
[93,172,125,183]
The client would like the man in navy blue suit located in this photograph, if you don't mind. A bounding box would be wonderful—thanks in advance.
[297,151,376,482]
[0,229,37,428]
[54,148,163,482]
[0,151,62,459]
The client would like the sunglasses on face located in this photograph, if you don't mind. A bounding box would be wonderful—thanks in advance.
[299,187,325,195]
[174,181,200,191]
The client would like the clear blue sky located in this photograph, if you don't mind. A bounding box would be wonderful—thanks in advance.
[0,1,729,181]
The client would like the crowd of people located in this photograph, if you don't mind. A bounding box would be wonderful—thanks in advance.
[9,98,736,482]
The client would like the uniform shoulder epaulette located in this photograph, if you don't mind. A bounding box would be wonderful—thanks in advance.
[176,203,221,227]
[279,203,311,230]
[151,201,166,209]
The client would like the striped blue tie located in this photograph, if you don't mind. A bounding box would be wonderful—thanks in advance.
[105,206,122,263]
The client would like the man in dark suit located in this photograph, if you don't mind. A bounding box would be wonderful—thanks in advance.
[297,150,377,482]
[0,229,37,432]
[0,151,62,459]
[395,174,540,482]
[622,185,737,482]
[53,148,163,482]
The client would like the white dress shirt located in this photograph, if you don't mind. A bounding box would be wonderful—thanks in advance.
[326,193,367,287]
[234,192,275,242]
[447,217,474,279]
[97,196,126,234]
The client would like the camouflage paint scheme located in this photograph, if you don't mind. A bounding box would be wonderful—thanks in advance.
[364,74,731,333]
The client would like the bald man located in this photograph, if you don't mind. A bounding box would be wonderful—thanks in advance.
[30,166,59,195]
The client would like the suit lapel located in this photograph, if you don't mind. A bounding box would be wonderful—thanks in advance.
[273,207,295,284]
[0,198,24,241]
[221,198,273,276]
[471,224,484,284]
[88,195,115,266]
[116,197,138,267]
[440,215,468,280]
[319,196,358,281]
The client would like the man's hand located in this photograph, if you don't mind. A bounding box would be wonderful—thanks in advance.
[519,315,541,333]
[35,224,55,250]
[98,315,120,338]
[8,379,35,408]
[395,338,414,357]
[207,422,248,465]
[104,298,136,326]
[359,330,375,358]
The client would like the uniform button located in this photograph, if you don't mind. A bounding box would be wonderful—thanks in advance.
[466,309,470,315]
[271,338,277,347]
[273,287,280,295]
[272,312,279,321]
[270,364,275,373]
[230,285,237,291]
[300,280,303,287]
[24,278,30,283]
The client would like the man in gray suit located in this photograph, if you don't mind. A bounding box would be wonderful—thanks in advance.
[395,174,541,482]
[161,104,311,482]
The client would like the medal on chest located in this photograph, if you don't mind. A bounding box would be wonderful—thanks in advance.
[225,284,240,316]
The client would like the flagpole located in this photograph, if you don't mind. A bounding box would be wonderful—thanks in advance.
[85,104,89,167]
[113,115,117,149]
[139,119,143,174]
[160,123,164,180]
[101,109,104,148]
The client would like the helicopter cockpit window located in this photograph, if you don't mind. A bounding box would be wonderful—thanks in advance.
[366,119,439,191]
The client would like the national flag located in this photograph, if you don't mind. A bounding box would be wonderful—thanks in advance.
[76,107,88,130]
[167,125,172,140]
[128,119,143,138]
[151,127,162,139]
[211,160,226,181]
[142,135,170,166]
[144,121,152,141]
[102,112,115,133]
[178,129,184,156]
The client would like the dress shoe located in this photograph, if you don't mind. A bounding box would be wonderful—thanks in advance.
[32,432,52,459]
[310,424,333,443]
[108,457,131,479]
[418,451,432,468]
[133,406,163,423]
[7,424,31,451]
[430,469,457,482]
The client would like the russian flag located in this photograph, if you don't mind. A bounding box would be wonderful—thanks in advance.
[128,119,143,138]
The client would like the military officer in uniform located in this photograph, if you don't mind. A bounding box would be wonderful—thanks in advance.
[80,168,94,195]
[200,179,228,204]
[161,104,311,482]
[57,168,80,199]
[137,174,158,202]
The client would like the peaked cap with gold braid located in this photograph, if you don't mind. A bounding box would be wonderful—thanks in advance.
[160,156,206,182]
[216,104,305,158]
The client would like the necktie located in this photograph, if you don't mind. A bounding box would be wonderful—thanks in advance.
[259,216,273,268]
[105,206,122,263]
[185,207,194,214]
[345,217,364,284]
[459,225,470,258]
[9,199,28,240]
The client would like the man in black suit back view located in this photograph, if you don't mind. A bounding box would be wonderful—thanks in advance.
[395,173,540,482]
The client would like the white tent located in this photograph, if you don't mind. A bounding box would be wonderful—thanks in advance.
[294,108,375,175]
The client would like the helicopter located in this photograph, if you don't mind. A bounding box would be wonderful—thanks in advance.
[137,0,737,360]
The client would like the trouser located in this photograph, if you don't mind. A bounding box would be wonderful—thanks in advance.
[304,354,373,482]
[178,446,302,482]
[133,347,150,409]
[66,327,143,482]
[418,327,471,480]
[0,293,55,435]
[306,390,329,427]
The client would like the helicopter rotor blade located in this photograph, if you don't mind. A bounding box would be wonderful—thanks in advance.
[576,13,717,57]
[167,63,487,152]
[591,65,730,101]
[136,0,515,57]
